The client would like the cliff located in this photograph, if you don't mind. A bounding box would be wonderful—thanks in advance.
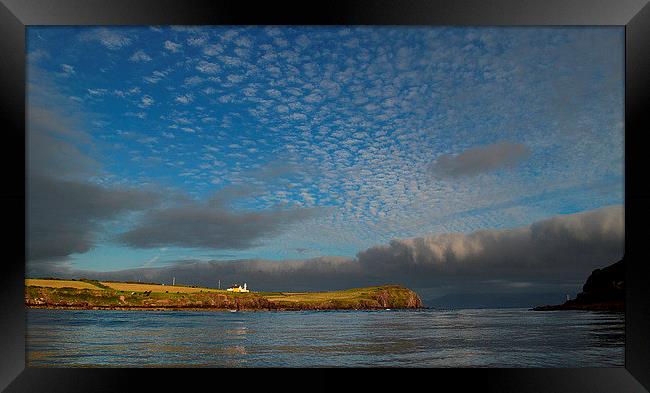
[533,260,624,311]
[25,280,422,311]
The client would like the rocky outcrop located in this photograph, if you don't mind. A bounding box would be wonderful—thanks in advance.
[533,260,624,311]
[375,287,422,308]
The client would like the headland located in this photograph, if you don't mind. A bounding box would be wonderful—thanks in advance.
[25,279,423,311]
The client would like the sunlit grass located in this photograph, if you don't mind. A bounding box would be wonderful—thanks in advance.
[100,282,225,293]
[261,287,381,302]
[25,279,101,290]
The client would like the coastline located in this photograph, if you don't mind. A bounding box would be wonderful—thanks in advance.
[25,281,423,312]
[532,301,624,312]
[25,305,417,312]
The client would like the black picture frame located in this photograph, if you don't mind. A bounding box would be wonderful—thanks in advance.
[1,0,649,391]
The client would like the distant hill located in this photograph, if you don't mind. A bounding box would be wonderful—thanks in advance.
[533,260,624,311]
[25,279,423,311]
[426,292,568,310]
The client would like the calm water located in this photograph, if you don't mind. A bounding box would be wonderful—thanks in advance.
[26,308,624,367]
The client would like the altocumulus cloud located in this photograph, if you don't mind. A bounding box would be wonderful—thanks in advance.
[430,141,530,178]
[79,28,132,50]
[84,205,623,292]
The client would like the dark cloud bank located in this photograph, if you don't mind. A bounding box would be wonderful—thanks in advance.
[74,205,623,303]
[27,106,158,268]
[28,174,155,261]
[430,141,530,178]
[118,203,320,250]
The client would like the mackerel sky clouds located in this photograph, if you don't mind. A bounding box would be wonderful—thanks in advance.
[27,26,624,293]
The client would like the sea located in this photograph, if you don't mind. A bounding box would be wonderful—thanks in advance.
[26,308,624,367]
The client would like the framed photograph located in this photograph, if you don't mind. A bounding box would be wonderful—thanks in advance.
[1,0,649,391]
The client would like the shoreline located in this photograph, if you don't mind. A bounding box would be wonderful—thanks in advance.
[531,302,624,312]
[25,282,423,311]
[25,304,416,312]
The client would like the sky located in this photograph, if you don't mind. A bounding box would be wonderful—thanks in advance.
[26,26,624,303]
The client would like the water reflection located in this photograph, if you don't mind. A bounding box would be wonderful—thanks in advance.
[27,308,624,367]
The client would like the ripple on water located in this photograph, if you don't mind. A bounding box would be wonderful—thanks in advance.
[26,308,624,367]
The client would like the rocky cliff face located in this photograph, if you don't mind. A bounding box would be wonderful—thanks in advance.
[533,260,624,311]
[375,286,422,309]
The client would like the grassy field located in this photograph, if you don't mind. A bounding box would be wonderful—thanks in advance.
[99,282,224,294]
[25,279,102,290]
[25,279,230,294]
[260,286,389,302]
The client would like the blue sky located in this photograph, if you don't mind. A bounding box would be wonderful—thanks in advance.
[27,26,624,277]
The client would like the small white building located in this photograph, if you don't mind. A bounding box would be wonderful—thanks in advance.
[226,283,249,293]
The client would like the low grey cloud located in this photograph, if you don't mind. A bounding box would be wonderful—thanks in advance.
[430,141,530,178]
[113,166,324,251]
[27,90,159,268]
[76,205,623,295]
[79,256,360,292]
[118,201,322,250]
[355,205,623,282]
[28,174,157,262]
[27,106,98,180]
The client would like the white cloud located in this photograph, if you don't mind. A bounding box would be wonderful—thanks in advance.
[227,74,244,83]
[203,44,224,56]
[274,37,289,47]
[139,95,154,108]
[87,88,107,96]
[202,87,217,95]
[175,94,193,104]
[163,40,182,52]
[265,27,282,37]
[129,50,152,62]
[60,64,75,76]
[295,35,311,48]
[196,60,220,74]
[187,36,208,46]
[221,29,239,41]
[184,76,204,86]
[143,69,169,84]
[80,28,132,50]
[235,36,252,47]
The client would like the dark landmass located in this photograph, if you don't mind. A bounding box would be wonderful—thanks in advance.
[25,280,422,311]
[533,260,624,311]
[427,292,567,310]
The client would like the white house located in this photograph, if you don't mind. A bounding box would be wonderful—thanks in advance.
[226,283,249,293]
